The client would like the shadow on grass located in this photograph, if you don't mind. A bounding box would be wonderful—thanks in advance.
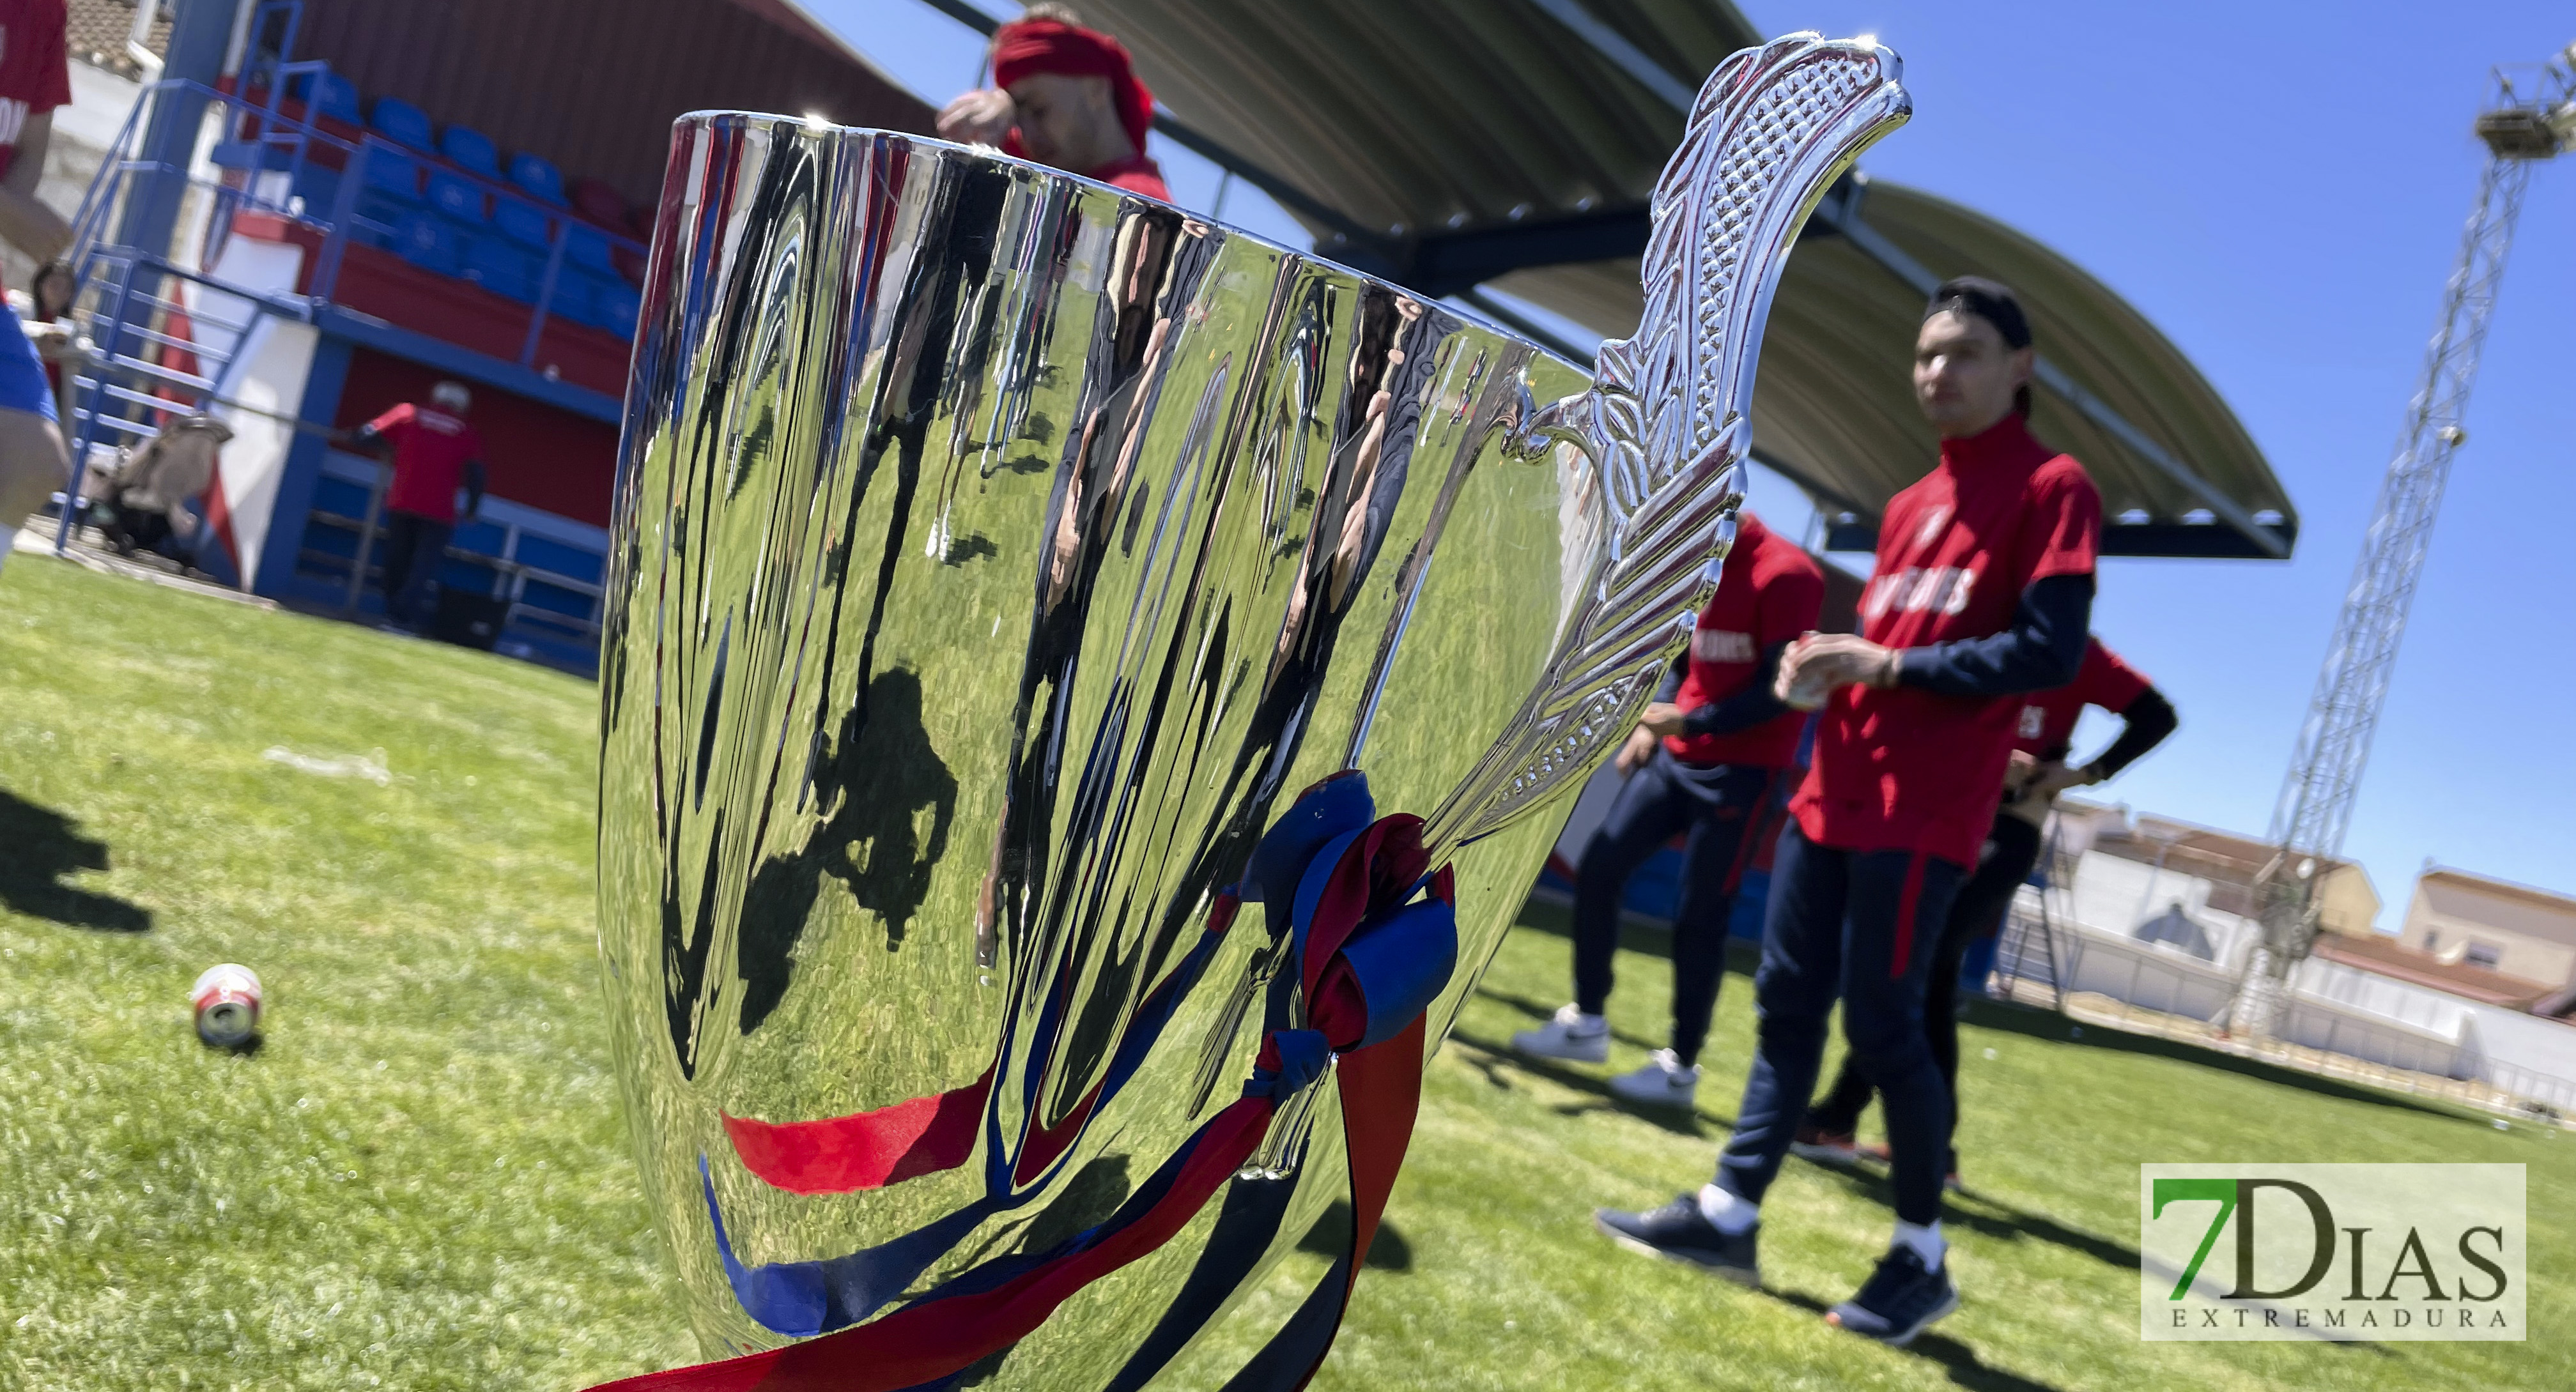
[1448,1027,1725,1138]
[1960,997,2475,1123]
[1762,1286,2073,1392]
[1800,1159,2141,1273]
[0,787,151,932]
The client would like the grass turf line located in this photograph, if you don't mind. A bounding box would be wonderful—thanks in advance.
[2,557,2568,1390]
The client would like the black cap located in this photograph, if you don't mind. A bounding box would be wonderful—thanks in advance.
[1925,275,2033,415]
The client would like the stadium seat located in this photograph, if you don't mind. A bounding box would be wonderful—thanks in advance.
[427,170,486,223]
[492,195,553,253]
[564,222,612,272]
[291,70,362,126]
[508,153,566,206]
[541,273,593,327]
[392,212,463,277]
[289,164,341,218]
[597,280,640,337]
[569,177,628,229]
[440,125,500,178]
[369,96,435,151]
[463,236,539,302]
[356,144,423,199]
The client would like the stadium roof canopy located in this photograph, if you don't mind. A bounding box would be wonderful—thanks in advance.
[960,0,2297,558]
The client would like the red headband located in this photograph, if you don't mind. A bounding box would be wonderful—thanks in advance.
[991,18,1155,155]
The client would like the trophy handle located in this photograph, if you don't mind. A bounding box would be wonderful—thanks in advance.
[1424,33,1911,855]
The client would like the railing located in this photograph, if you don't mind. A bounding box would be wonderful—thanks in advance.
[75,77,649,376]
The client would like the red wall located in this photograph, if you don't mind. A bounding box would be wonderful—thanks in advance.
[334,348,620,529]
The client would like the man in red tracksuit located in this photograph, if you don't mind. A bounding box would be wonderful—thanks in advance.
[350,381,486,630]
[1797,635,2177,1182]
[1514,510,1822,1110]
[1598,277,2100,1347]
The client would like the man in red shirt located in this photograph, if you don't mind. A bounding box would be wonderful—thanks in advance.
[1798,635,2176,1179]
[936,7,1173,203]
[1515,510,1822,1109]
[1598,278,2099,1346]
[348,381,486,629]
[0,0,74,587]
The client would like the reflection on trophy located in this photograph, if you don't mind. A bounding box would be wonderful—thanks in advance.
[592,33,1909,1391]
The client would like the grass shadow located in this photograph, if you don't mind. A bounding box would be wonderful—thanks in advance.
[1762,1286,2075,1392]
[1960,998,2478,1124]
[1447,1027,1724,1138]
[1799,1159,2142,1274]
[0,787,151,932]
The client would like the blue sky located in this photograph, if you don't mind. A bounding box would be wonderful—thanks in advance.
[820,1,2575,926]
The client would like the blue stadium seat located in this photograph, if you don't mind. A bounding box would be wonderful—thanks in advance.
[393,213,463,277]
[356,144,422,199]
[508,153,566,206]
[540,273,592,327]
[427,170,486,223]
[597,280,640,337]
[463,236,539,302]
[289,164,340,218]
[491,195,552,252]
[291,70,362,126]
[369,96,434,150]
[440,125,500,177]
[564,222,612,272]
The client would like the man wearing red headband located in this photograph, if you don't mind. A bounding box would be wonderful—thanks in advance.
[937,8,1172,203]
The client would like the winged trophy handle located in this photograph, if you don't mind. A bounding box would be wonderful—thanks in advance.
[1423,33,1911,856]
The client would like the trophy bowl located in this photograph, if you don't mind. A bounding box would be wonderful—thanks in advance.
[594,33,1907,1391]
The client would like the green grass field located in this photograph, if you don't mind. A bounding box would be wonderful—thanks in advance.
[2,555,2568,1391]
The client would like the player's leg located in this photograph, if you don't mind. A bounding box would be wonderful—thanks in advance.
[1518,749,1693,1063]
[1824,847,1968,1344]
[397,517,452,627]
[1594,823,1844,1285]
[1925,813,2044,1180]
[377,512,419,624]
[1608,765,1775,1106]
[0,314,70,582]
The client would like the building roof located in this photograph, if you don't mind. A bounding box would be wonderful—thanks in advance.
[67,0,172,79]
[2312,931,2556,1009]
[1066,0,2297,559]
[2416,866,2576,918]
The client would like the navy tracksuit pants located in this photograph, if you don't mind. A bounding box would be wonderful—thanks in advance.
[1715,823,1965,1227]
[1570,751,1782,1067]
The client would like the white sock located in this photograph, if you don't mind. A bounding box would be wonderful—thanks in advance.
[1893,1220,1946,1268]
[1697,1183,1758,1235]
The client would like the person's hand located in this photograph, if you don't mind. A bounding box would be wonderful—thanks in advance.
[2005,749,2040,790]
[2021,760,2095,802]
[1637,701,1689,739]
[936,89,1017,148]
[1614,724,1658,776]
[1777,632,1900,705]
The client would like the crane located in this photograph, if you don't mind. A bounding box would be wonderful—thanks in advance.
[2231,45,2576,1037]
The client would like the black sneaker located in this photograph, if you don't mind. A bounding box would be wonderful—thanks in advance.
[1593,1195,1759,1287]
[1825,1246,1959,1346]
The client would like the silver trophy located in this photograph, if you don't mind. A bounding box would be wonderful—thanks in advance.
[596,33,1907,1389]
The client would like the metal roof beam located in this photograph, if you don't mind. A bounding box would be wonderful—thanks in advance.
[1518,0,2288,562]
[911,0,1384,248]
[1811,188,2290,560]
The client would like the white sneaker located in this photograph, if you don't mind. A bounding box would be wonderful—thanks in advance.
[1513,1004,1609,1063]
[1608,1048,1701,1107]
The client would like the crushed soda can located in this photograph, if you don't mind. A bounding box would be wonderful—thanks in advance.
[191,963,263,1048]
